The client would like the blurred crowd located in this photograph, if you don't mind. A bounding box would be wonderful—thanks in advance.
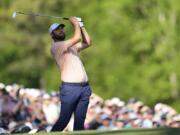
[0,82,180,134]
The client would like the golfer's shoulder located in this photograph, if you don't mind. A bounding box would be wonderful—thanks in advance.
[53,40,68,47]
[53,41,67,48]
[52,41,69,54]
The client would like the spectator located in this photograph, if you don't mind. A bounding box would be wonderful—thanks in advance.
[0,82,180,133]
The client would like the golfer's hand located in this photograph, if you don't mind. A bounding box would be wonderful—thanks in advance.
[69,16,79,25]
[79,21,84,27]
[75,17,84,27]
[75,17,82,22]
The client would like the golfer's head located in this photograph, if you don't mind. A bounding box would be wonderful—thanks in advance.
[49,23,65,42]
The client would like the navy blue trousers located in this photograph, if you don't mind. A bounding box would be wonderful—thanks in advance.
[51,82,92,131]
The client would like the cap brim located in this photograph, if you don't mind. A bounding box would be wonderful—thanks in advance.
[59,24,65,28]
[49,23,65,34]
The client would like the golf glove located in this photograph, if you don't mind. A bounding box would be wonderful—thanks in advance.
[75,17,84,27]
[76,17,82,22]
[79,21,84,27]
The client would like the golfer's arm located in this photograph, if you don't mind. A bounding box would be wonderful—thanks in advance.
[75,27,92,52]
[81,27,91,46]
[66,22,81,49]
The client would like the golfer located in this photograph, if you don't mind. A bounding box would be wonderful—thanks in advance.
[49,17,92,131]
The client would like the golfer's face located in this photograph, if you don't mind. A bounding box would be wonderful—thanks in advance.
[56,27,64,34]
[53,27,64,36]
[53,26,66,41]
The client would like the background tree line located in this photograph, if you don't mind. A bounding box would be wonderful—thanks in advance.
[0,0,180,111]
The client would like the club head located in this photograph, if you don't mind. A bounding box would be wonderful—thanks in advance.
[11,11,69,20]
[12,11,17,18]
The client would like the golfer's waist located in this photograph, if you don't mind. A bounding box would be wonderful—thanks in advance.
[61,81,89,86]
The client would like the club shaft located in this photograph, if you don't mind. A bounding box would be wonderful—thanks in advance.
[16,11,69,20]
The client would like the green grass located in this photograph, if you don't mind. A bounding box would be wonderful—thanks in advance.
[14,128,180,135]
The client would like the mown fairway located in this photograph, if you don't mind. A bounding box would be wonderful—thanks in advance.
[15,128,180,135]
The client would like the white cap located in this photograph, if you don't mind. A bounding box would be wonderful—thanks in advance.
[5,85,13,92]
[0,83,5,89]
[49,23,65,34]
[43,93,51,99]
[110,97,125,107]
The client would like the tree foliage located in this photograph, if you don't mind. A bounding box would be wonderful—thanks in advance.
[0,0,180,111]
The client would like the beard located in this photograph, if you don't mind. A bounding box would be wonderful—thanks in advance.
[52,31,66,41]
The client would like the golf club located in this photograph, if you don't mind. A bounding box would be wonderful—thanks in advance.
[12,11,69,20]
